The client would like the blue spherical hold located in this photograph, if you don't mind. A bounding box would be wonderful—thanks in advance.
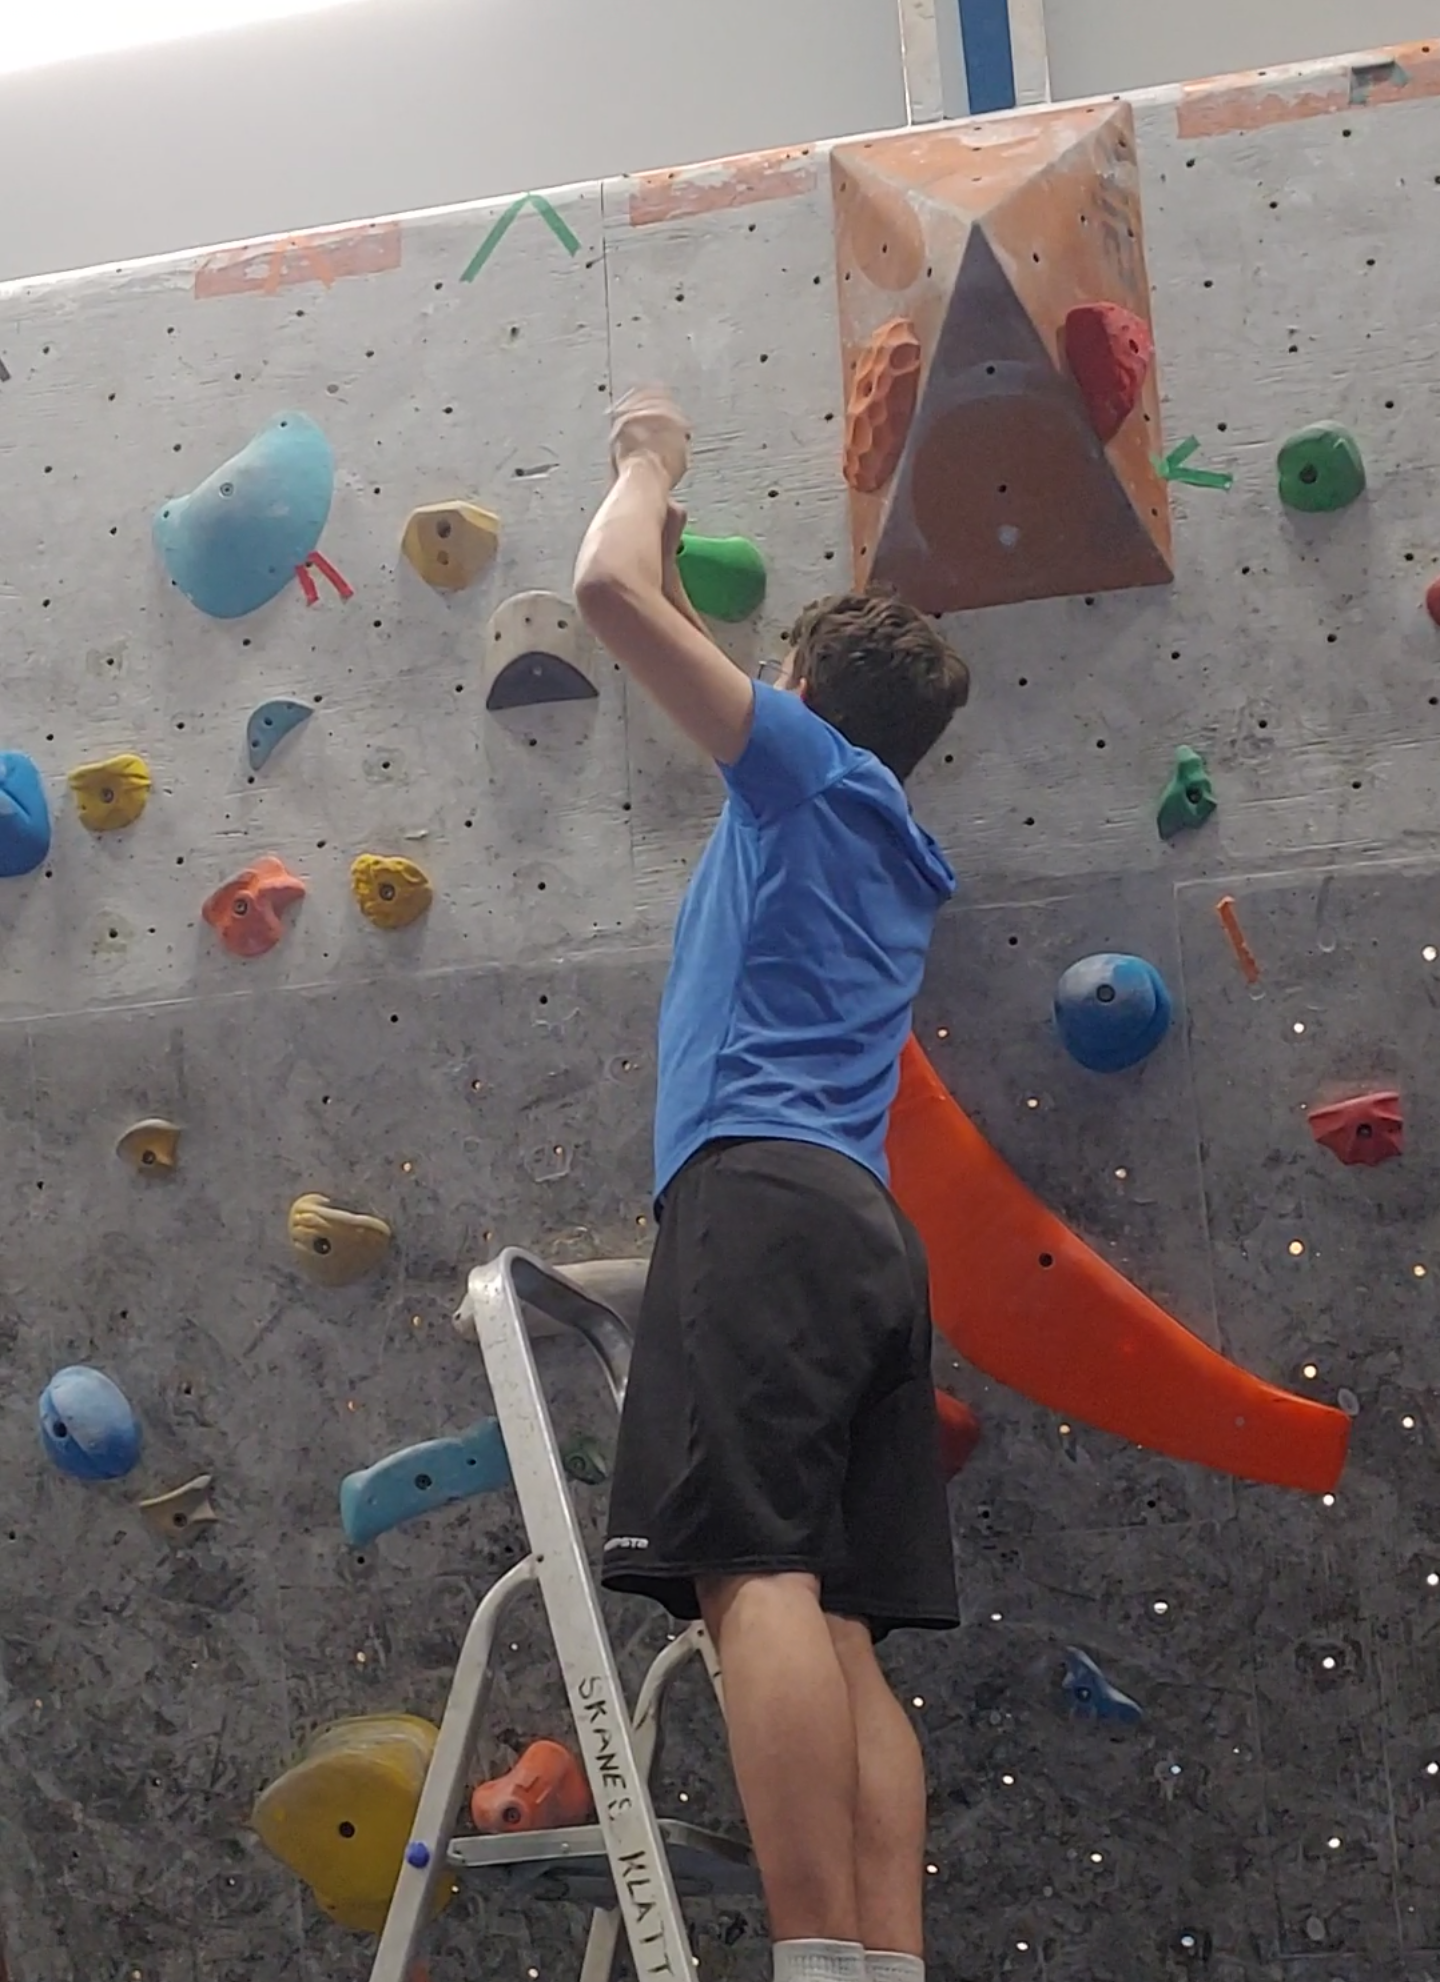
[405,1841,431,1869]
[38,1366,142,1481]
[1054,952,1172,1073]
[0,751,52,878]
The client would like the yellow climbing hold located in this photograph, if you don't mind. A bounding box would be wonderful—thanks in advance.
[288,1193,392,1287]
[138,1473,218,1540]
[68,753,151,832]
[401,500,500,592]
[116,1118,181,1174]
[251,1714,456,1934]
[351,854,433,931]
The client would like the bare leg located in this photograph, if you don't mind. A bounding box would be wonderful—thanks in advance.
[698,1572,861,1944]
[827,1616,927,1960]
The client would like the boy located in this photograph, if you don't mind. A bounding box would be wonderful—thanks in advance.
[573,388,970,1982]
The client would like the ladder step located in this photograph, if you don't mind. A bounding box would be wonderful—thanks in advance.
[448,1819,758,1906]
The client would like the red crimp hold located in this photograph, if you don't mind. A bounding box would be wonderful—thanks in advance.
[1063,302,1154,444]
[1307,1090,1403,1168]
[1425,576,1440,627]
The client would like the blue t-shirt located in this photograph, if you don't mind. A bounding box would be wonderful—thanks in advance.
[653,680,957,1201]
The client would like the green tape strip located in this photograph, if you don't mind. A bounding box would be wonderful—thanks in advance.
[1154,436,1234,490]
[461,193,581,282]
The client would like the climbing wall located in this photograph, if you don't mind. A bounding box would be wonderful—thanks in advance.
[3,34,1440,1981]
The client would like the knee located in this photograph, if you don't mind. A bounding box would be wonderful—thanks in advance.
[698,1570,822,1643]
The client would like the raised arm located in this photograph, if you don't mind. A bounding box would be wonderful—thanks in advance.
[573,387,755,766]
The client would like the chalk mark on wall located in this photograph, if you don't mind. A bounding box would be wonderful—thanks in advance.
[460,195,581,282]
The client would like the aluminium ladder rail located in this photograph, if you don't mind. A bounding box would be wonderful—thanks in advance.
[368,1247,753,1982]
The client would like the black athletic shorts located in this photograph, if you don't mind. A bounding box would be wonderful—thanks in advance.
[601,1136,960,1640]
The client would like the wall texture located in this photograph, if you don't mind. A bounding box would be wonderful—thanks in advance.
[2,35,1440,1982]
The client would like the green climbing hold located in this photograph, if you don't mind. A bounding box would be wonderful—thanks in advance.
[1277,423,1366,513]
[1156,745,1217,841]
[676,532,767,622]
[562,1434,610,1486]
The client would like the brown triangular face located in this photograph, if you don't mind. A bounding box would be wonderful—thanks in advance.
[832,102,1172,613]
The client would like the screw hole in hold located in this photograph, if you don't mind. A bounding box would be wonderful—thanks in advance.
[1095,984,1116,1004]
[414,1473,433,1491]
[1038,1252,1054,1268]
[338,1821,356,1839]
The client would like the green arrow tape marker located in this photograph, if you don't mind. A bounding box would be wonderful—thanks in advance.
[461,194,582,282]
[1154,436,1234,490]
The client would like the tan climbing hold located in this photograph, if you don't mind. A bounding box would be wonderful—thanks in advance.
[351,854,433,930]
[844,318,922,495]
[401,501,500,592]
[116,1118,181,1174]
[484,591,597,711]
[139,1474,218,1539]
[68,753,152,833]
[288,1193,392,1287]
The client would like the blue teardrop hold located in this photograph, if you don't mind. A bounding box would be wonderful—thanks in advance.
[38,1365,142,1481]
[1062,1646,1142,1726]
[153,412,335,620]
[246,698,313,772]
[1054,952,1172,1073]
[0,751,52,878]
[405,1841,431,1869]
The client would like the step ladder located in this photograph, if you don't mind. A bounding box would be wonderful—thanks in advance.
[368,1247,757,1982]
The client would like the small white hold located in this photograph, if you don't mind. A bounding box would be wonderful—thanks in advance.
[1337,1388,1360,1416]
[998,524,1021,549]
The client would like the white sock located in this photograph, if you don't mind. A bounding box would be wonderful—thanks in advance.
[773,1940,867,1982]
[866,1955,924,1982]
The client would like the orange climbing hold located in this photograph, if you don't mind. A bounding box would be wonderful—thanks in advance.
[886,1038,1350,1494]
[470,1740,593,1835]
[934,1390,980,1479]
[844,318,923,495]
[201,854,307,958]
[1062,302,1153,444]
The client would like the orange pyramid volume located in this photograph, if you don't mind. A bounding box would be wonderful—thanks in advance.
[886,1037,1349,1493]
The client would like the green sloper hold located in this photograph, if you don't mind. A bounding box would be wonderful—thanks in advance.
[1277,423,1366,513]
[1157,745,1217,841]
[676,532,767,622]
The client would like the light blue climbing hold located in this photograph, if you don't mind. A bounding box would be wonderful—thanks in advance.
[1062,1647,1142,1726]
[0,751,50,877]
[246,698,313,771]
[39,1366,141,1482]
[339,1419,511,1546]
[1054,952,1172,1073]
[153,412,335,619]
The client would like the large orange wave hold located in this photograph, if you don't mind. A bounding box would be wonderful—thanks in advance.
[886,1038,1350,1494]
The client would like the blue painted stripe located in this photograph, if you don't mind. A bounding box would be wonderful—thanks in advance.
[956,0,1016,112]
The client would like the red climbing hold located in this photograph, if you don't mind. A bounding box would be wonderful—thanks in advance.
[1426,577,1440,627]
[1063,302,1154,445]
[1307,1090,1403,1167]
[935,1390,980,1480]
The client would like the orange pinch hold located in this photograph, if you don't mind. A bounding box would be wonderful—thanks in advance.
[470,1739,594,1835]
[844,318,923,495]
[1062,303,1153,445]
[201,854,307,959]
[1215,895,1261,984]
[885,1037,1351,1494]
[934,1389,981,1480]
[1308,1090,1403,1168]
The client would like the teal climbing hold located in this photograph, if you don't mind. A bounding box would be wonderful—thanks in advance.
[1277,423,1366,513]
[0,751,50,877]
[154,413,335,618]
[246,699,313,772]
[1156,745,1216,841]
[339,1420,511,1545]
[39,1366,141,1481]
[676,532,767,622]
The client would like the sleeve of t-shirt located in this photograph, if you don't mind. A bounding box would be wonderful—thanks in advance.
[721,680,856,824]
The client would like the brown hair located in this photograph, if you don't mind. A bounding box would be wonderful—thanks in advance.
[788,589,970,782]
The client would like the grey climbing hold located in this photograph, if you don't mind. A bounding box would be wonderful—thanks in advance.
[484,592,597,711]
[1062,1647,1142,1726]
